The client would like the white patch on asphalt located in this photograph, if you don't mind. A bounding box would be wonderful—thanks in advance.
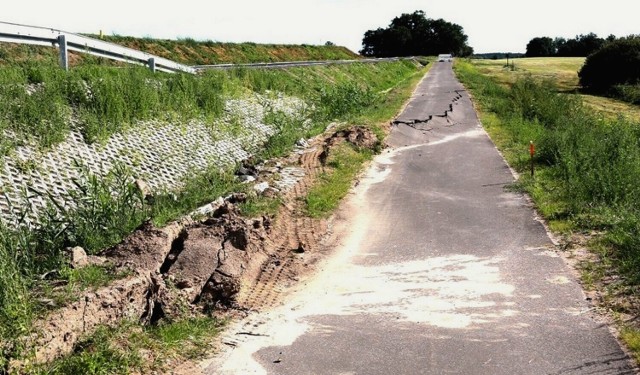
[212,254,517,374]
[427,128,484,146]
[547,275,571,284]
[208,141,516,375]
[294,254,516,329]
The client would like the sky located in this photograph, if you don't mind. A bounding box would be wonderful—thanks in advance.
[3,0,640,54]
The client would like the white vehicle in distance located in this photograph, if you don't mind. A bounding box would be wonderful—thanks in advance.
[438,54,453,62]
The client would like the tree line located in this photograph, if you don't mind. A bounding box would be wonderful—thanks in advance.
[360,11,473,58]
[525,33,616,57]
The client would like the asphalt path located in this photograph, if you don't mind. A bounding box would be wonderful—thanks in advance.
[205,62,636,374]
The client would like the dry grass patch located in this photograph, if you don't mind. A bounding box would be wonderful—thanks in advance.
[472,57,584,91]
[470,57,640,120]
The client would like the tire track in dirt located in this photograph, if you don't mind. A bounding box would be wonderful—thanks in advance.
[235,144,326,313]
[214,143,328,356]
[207,129,374,374]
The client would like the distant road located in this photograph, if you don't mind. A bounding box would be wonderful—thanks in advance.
[204,62,635,375]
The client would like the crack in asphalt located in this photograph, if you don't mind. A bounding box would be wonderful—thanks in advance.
[392,90,465,129]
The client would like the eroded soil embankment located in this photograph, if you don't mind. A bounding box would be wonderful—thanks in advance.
[20,125,378,367]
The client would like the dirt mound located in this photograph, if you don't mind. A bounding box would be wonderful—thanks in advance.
[18,126,376,369]
[24,271,158,365]
[344,126,380,149]
[104,221,185,272]
[325,126,379,150]
[320,126,379,165]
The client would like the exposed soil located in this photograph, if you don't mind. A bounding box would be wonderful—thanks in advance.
[16,125,379,371]
[320,125,380,165]
[555,231,640,332]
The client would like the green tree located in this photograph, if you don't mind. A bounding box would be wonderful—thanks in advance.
[579,36,640,92]
[557,33,604,57]
[525,37,555,57]
[360,10,473,57]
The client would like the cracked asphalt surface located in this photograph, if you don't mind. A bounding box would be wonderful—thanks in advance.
[206,62,636,374]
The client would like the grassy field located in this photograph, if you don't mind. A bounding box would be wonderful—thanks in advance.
[473,57,584,90]
[473,57,640,122]
[97,35,360,65]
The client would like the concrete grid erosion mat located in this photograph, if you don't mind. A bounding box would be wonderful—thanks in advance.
[0,93,308,225]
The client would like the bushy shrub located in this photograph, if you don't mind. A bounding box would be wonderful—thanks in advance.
[579,36,640,92]
[611,84,640,104]
[509,78,582,128]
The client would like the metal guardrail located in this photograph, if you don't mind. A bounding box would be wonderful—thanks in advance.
[0,21,196,74]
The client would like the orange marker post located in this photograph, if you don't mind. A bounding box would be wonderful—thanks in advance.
[529,141,535,177]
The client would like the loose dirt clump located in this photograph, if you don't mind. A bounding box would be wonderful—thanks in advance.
[344,126,380,150]
[104,221,186,272]
[165,202,271,311]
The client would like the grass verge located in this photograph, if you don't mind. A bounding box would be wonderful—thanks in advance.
[305,59,433,216]
[455,59,640,358]
[306,143,373,217]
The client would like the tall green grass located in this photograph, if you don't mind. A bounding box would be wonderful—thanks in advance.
[455,60,640,282]
[97,35,359,65]
[0,61,417,156]
[35,317,224,374]
[0,63,227,150]
[0,162,148,368]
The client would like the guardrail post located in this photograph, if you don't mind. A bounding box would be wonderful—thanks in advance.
[148,58,156,73]
[58,35,69,71]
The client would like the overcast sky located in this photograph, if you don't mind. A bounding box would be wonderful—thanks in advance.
[4,0,640,54]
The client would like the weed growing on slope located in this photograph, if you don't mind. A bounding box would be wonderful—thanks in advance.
[150,167,240,227]
[0,61,418,157]
[0,64,227,151]
[37,324,142,375]
[0,223,33,367]
[306,143,373,217]
[316,81,379,121]
[0,162,146,360]
[258,108,313,160]
[29,162,149,256]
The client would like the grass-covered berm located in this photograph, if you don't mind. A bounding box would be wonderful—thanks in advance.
[455,59,640,361]
[0,36,360,67]
[0,42,431,372]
